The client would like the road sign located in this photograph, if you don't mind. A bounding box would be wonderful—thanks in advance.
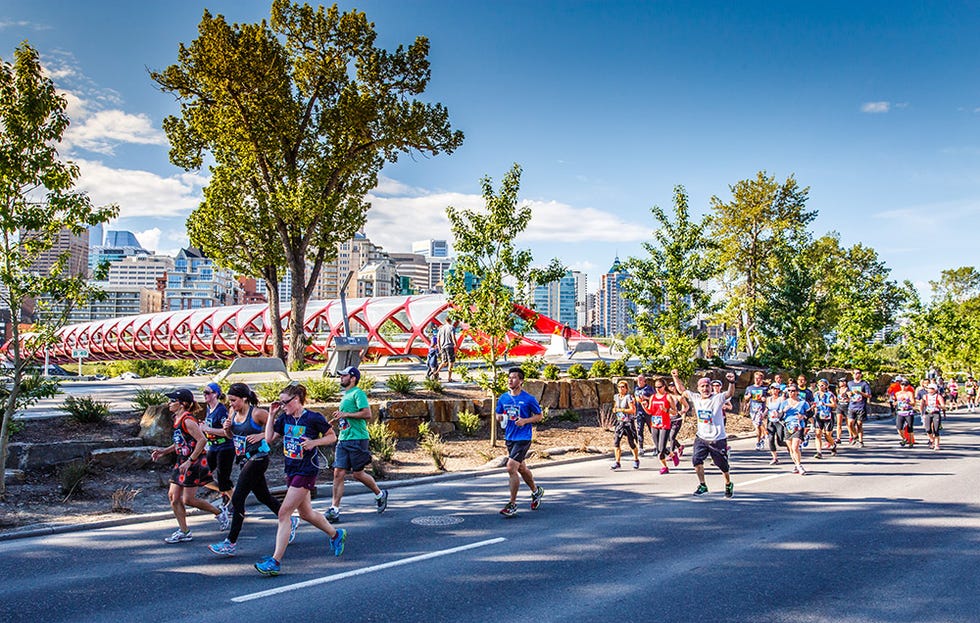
[71,348,90,359]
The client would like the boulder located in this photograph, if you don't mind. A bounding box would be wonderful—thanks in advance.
[523,380,545,402]
[569,379,598,409]
[472,397,493,417]
[90,447,156,469]
[539,381,560,409]
[140,404,174,446]
[558,381,571,409]
[596,379,616,406]
[385,399,430,420]
[386,416,426,438]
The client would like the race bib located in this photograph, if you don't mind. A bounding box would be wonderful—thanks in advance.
[697,409,712,424]
[784,420,800,433]
[173,429,190,456]
[336,417,350,431]
[768,409,781,422]
[233,435,246,456]
[506,405,520,422]
[283,424,306,459]
[652,415,663,427]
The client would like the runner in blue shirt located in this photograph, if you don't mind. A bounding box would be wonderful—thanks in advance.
[495,367,545,517]
[847,369,872,448]
[811,379,838,459]
[781,385,811,474]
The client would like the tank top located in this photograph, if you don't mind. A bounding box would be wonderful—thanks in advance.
[647,393,672,429]
[230,405,270,460]
[925,394,942,414]
[172,413,198,458]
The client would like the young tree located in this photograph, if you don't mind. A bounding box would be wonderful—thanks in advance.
[621,185,718,376]
[707,172,815,356]
[930,266,980,303]
[152,1,463,368]
[445,163,563,446]
[0,43,117,496]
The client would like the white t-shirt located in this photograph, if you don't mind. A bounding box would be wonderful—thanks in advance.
[685,391,728,442]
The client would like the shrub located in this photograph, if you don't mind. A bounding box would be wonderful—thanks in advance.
[456,410,482,436]
[418,425,447,470]
[133,388,168,411]
[8,419,24,437]
[588,360,610,378]
[609,358,629,377]
[520,356,544,379]
[256,381,291,403]
[359,375,377,392]
[417,420,432,439]
[367,421,397,462]
[542,364,561,380]
[422,378,445,393]
[305,378,341,402]
[567,363,587,379]
[386,373,417,395]
[61,396,110,424]
[556,409,580,423]
[111,486,141,513]
[59,461,89,499]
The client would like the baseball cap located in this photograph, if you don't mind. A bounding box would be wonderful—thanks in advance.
[338,366,361,381]
[166,388,194,403]
[928,383,938,389]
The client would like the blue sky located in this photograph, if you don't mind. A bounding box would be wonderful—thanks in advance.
[2,0,979,296]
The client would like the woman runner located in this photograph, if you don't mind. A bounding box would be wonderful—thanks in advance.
[895,379,917,448]
[811,379,837,459]
[199,382,234,525]
[208,383,298,557]
[781,385,810,474]
[920,383,945,451]
[644,379,676,474]
[150,388,227,543]
[766,384,787,465]
[610,380,640,470]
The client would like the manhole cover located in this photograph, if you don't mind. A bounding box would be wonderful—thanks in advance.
[411,515,465,526]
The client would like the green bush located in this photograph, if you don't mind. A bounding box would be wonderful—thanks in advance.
[567,363,587,379]
[359,375,377,392]
[305,378,341,402]
[368,421,397,462]
[556,409,580,423]
[456,410,482,436]
[256,381,291,403]
[542,364,561,380]
[422,378,445,393]
[61,396,110,424]
[609,358,629,377]
[386,373,417,395]
[418,424,446,470]
[520,356,544,379]
[417,420,432,439]
[588,360,610,378]
[133,388,168,411]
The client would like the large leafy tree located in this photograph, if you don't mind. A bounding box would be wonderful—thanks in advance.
[902,267,980,375]
[930,266,980,303]
[621,185,718,376]
[152,1,463,368]
[707,172,815,356]
[446,163,563,446]
[0,43,117,496]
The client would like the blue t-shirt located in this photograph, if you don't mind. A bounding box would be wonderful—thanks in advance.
[273,408,332,477]
[204,403,233,450]
[848,380,871,408]
[766,398,785,423]
[634,384,653,415]
[813,391,835,419]
[496,390,541,442]
[745,385,767,418]
[782,400,810,433]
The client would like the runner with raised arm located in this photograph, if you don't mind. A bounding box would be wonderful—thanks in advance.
[671,369,736,498]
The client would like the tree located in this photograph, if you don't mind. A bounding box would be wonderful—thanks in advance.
[902,270,980,375]
[707,172,815,356]
[152,1,463,368]
[621,185,718,376]
[0,43,117,496]
[930,266,980,303]
[445,163,564,446]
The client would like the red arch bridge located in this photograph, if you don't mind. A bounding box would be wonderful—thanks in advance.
[22,294,591,364]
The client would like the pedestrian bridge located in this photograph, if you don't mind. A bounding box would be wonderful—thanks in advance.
[18,294,591,364]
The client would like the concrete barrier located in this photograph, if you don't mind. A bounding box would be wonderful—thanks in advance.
[215,357,290,381]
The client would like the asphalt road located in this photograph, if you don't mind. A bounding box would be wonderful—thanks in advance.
[2,412,979,623]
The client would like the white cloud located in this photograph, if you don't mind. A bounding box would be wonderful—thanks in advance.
[0,20,49,31]
[520,199,648,242]
[64,109,166,155]
[861,101,891,113]
[74,159,203,219]
[133,227,162,253]
[372,176,429,197]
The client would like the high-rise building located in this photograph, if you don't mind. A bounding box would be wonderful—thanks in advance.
[356,258,399,298]
[107,254,174,288]
[389,252,430,294]
[312,232,389,300]
[25,226,89,277]
[88,229,149,276]
[410,239,452,293]
[412,239,449,258]
[164,247,238,310]
[532,270,586,330]
[594,257,635,337]
[34,282,163,324]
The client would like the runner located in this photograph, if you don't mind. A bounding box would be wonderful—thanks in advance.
[255,383,346,576]
[209,383,298,557]
[743,371,769,451]
[765,384,787,465]
[496,367,545,517]
[150,388,227,544]
[920,383,945,451]
[948,378,959,410]
[644,378,676,473]
[671,369,736,498]
[811,379,837,458]
[425,334,440,380]
[965,376,978,413]
[666,379,688,464]
[199,381,234,526]
[610,380,640,470]
[894,379,917,448]
[886,377,903,417]
[835,379,849,444]
[633,374,654,456]
[847,369,872,448]
[781,385,810,474]
[324,366,389,523]
[796,374,815,449]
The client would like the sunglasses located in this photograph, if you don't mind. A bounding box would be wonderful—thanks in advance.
[203,390,214,395]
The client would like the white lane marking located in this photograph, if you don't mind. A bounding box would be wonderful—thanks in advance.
[737,473,792,487]
[232,537,507,603]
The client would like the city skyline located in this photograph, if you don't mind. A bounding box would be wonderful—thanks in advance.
[1,1,978,294]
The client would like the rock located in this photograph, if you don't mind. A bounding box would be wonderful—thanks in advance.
[539,381,560,409]
[90,447,156,469]
[385,399,430,420]
[596,379,616,406]
[569,379,598,409]
[482,455,508,468]
[430,421,455,435]
[386,417,425,438]
[558,381,571,409]
[523,380,545,402]
[471,397,493,416]
[139,404,174,446]
[3,469,25,484]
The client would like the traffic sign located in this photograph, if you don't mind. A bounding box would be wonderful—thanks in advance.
[72,348,90,359]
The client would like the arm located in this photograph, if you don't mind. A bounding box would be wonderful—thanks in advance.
[671,369,687,395]
[623,396,636,416]
[265,405,281,445]
[301,425,338,450]
[246,408,270,444]
[150,444,175,462]
[724,372,736,399]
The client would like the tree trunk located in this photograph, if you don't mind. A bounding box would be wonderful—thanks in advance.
[262,268,286,363]
[287,256,308,370]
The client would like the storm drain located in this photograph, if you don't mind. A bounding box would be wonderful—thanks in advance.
[411,515,465,527]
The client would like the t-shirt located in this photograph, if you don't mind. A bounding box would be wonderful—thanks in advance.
[813,391,835,420]
[848,380,871,408]
[273,408,332,477]
[766,397,785,423]
[336,386,370,441]
[496,390,541,442]
[647,393,672,429]
[634,384,653,415]
[684,391,728,442]
[613,393,636,424]
[437,323,455,350]
[203,403,233,450]
[895,394,915,416]
[744,385,767,419]
[782,400,810,433]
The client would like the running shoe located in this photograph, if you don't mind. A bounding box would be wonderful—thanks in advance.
[216,506,231,532]
[724,482,734,498]
[769,458,780,465]
[792,465,799,474]
[830,445,838,456]
[802,434,810,448]
[814,453,824,460]
[254,556,281,576]
[288,516,299,544]
[499,502,518,518]
[798,465,807,475]
[859,441,865,448]
[632,460,640,470]
[671,452,680,467]
[530,486,544,510]
[164,529,193,544]
[209,538,236,557]
[610,462,621,470]
[324,507,341,523]
[376,490,389,514]
[659,466,669,475]
[678,445,685,458]
[693,483,709,496]
[900,440,907,448]
[330,529,347,557]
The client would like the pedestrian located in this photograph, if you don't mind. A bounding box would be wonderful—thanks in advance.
[426,334,440,380]
[895,379,917,448]
[323,366,389,524]
[610,380,640,470]
[496,367,545,517]
[920,383,945,451]
[150,388,228,544]
[743,370,769,451]
[633,374,654,455]
[671,369,736,498]
[255,383,346,576]
[434,320,458,382]
[965,376,978,412]
[846,369,872,448]
[199,382,234,524]
[208,383,298,557]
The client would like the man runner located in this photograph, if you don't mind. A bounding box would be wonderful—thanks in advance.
[847,369,872,448]
[496,367,545,517]
[671,369,736,498]
[743,371,769,451]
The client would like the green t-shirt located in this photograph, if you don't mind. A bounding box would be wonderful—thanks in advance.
[337,386,370,440]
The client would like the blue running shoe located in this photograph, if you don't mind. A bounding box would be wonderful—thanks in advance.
[288,516,299,544]
[254,556,281,576]
[330,529,347,557]
[209,539,236,557]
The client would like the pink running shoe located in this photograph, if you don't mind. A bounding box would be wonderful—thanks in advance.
[671,452,680,467]
[659,466,669,475]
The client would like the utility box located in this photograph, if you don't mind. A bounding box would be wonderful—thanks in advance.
[325,335,369,377]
